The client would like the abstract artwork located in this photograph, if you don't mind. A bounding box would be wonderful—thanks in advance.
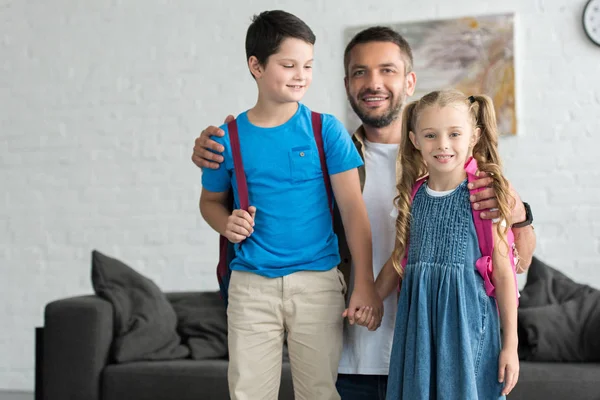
[345,13,517,135]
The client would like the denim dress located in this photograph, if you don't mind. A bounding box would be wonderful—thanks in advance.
[386,181,505,400]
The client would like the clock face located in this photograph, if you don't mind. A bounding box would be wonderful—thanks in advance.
[583,0,600,46]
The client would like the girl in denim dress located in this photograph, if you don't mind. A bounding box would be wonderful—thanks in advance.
[375,89,520,399]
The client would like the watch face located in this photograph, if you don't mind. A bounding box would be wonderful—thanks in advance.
[583,0,600,46]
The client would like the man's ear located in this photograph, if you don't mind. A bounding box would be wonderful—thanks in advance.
[405,71,417,97]
[409,131,420,149]
[248,56,263,79]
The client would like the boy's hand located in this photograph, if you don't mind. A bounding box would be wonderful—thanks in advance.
[342,283,383,331]
[468,173,525,224]
[498,347,519,396]
[191,115,234,169]
[225,206,256,243]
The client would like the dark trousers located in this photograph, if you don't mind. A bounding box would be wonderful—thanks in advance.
[336,374,388,400]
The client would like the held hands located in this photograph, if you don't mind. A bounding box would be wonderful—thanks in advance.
[191,115,234,169]
[225,206,257,243]
[498,347,520,396]
[342,282,383,331]
[468,172,525,224]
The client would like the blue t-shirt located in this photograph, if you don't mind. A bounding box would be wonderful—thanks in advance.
[202,103,363,277]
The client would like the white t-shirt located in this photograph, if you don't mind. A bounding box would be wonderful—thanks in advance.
[338,139,399,375]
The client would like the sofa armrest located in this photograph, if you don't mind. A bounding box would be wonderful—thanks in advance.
[42,295,114,400]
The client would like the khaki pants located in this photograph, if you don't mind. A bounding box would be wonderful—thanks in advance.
[227,268,346,400]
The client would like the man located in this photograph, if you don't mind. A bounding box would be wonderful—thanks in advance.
[192,26,536,400]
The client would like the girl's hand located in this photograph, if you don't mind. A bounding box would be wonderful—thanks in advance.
[342,284,383,331]
[348,306,380,331]
[225,207,256,243]
[498,347,519,396]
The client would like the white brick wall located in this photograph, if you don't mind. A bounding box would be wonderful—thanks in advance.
[1,0,599,391]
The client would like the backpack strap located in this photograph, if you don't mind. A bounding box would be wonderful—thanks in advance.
[311,111,334,221]
[216,118,249,305]
[465,157,519,305]
[227,119,249,211]
[401,176,428,269]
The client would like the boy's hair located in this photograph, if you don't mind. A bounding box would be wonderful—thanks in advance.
[392,89,513,276]
[245,10,316,68]
[343,26,414,76]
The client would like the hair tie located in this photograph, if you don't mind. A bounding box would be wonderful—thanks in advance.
[468,95,476,104]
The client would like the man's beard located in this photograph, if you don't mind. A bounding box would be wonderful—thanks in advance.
[348,89,406,128]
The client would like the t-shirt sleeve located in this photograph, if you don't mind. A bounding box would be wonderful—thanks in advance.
[200,124,232,193]
[320,114,363,175]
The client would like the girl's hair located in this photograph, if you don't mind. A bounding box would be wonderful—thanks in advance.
[392,89,514,276]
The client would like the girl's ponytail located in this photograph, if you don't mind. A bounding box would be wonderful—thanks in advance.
[392,100,426,277]
[469,95,514,238]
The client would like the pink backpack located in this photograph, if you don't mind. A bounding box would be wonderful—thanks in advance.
[401,157,519,304]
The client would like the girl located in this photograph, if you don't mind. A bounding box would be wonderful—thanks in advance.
[377,89,519,399]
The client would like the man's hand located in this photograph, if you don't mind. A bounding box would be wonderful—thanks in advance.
[342,283,383,331]
[468,172,525,224]
[224,206,256,243]
[191,115,234,169]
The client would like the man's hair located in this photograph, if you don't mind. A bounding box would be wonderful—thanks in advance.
[343,26,413,76]
[245,10,316,67]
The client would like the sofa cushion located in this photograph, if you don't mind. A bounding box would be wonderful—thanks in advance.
[102,359,295,400]
[170,292,228,360]
[518,257,600,362]
[167,291,290,362]
[510,361,600,400]
[91,250,189,363]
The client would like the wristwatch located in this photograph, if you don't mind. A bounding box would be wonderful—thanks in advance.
[513,202,533,228]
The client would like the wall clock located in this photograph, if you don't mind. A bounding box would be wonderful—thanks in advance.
[583,0,600,46]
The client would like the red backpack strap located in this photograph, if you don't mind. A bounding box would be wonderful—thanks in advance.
[311,111,333,221]
[400,176,428,269]
[227,119,249,211]
[216,119,248,304]
[465,157,519,305]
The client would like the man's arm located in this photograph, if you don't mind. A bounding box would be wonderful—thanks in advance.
[191,115,234,169]
[330,168,382,329]
[468,175,536,273]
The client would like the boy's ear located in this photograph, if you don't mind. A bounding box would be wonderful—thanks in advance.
[409,131,420,149]
[248,56,263,79]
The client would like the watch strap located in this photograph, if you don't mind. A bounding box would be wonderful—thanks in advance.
[513,202,533,228]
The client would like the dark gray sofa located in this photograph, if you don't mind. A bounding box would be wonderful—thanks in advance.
[37,290,600,400]
[38,292,294,400]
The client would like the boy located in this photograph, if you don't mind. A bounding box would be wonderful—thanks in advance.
[199,10,381,400]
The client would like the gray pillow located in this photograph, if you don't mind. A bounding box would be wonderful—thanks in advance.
[171,292,229,360]
[91,250,189,363]
[518,257,600,362]
[171,291,291,362]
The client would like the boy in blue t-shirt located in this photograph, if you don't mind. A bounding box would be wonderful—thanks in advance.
[200,10,381,400]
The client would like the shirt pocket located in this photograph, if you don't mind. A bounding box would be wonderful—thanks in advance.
[289,145,321,182]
